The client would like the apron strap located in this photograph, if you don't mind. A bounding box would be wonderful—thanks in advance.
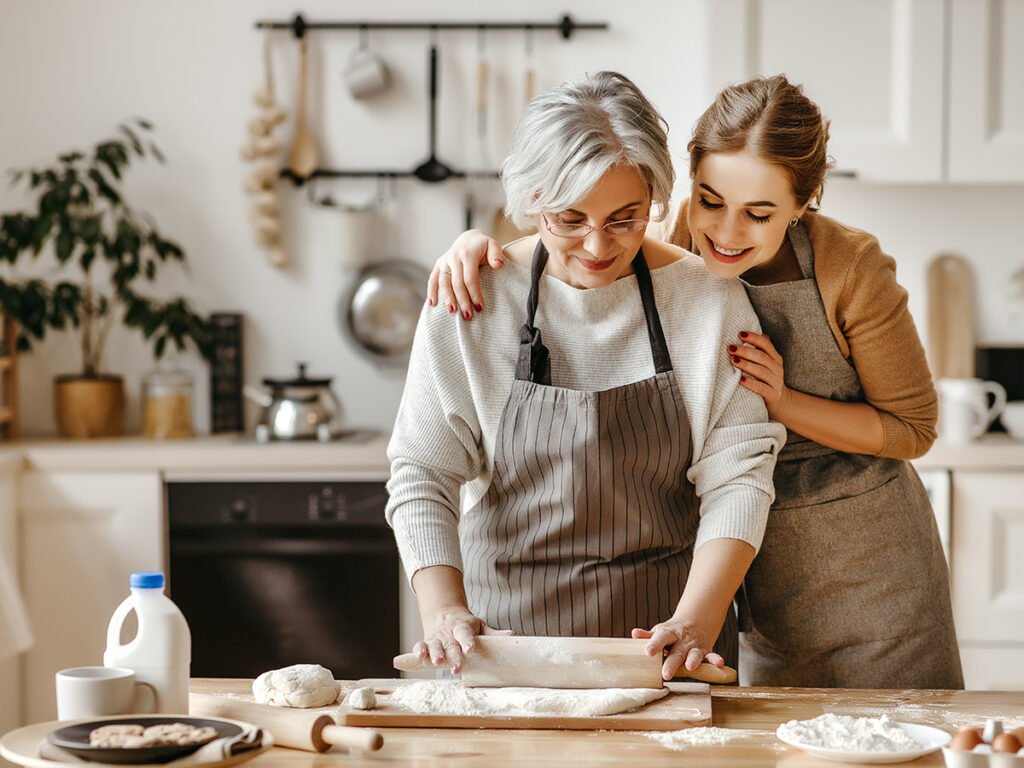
[787,221,815,279]
[516,240,553,384]
[632,251,673,374]
[515,241,674,383]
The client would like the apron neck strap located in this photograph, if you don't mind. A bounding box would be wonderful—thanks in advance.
[515,241,672,384]
[787,220,815,279]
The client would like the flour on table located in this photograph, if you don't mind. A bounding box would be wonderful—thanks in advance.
[648,727,767,750]
[777,713,922,752]
[387,680,669,717]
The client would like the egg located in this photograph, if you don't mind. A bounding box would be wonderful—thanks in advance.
[992,733,1023,753]
[949,727,984,751]
[1012,726,1024,742]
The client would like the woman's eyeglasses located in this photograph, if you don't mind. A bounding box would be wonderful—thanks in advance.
[541,213,649,239]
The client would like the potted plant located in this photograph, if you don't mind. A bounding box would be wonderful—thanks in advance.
[0,119,212,437]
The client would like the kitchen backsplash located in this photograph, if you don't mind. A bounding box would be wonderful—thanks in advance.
[3,0,1024,436]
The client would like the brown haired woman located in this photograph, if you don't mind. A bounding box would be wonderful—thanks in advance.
[426,74,963,690]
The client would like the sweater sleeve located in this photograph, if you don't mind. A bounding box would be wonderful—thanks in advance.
[686,279,784,553]
[822,226,938,458]
[385,305,483,581]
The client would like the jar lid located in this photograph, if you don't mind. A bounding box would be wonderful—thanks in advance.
[145,370,193,386]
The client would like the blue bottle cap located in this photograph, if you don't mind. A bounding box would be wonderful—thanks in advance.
[130,571,165,589]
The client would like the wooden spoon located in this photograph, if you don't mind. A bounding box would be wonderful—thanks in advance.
[287,37,318,179]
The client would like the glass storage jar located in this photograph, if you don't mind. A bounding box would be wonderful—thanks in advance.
[142,370,193,439]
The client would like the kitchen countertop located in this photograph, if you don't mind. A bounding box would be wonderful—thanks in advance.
[191,679,1024,767]
[0,432,391,477]
[0,431,1021,475]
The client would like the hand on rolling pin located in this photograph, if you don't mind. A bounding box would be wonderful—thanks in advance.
[412,565,513,673]
[632,618,726,682]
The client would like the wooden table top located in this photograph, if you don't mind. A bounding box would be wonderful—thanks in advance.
[191,679,1024,767]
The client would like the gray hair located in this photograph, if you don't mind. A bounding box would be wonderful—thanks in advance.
[500,71,674,231]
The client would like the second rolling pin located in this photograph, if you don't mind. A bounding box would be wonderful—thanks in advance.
[189,692,383,753]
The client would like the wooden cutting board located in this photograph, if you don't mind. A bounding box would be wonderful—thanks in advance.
[927,254,975,379]
[336,679,711,731]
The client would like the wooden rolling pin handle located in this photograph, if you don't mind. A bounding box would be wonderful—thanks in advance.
[678,663,737,685]
[320,723,384,752]
[393,653,431,672]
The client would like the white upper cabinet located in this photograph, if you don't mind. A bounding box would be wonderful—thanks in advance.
[707,0,1024,182]
[948,0,1024,181]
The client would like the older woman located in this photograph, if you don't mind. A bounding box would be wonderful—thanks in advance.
[386,71,784,680]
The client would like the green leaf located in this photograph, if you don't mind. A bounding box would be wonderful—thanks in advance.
[55,227,75,263]
[88,168,121,205]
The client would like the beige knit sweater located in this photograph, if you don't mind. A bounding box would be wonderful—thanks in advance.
[651,200,937,460]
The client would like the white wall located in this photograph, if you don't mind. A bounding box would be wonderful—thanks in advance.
[1,1,1023,437]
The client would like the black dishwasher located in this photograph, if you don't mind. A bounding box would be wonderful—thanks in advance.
[166,480,400,679]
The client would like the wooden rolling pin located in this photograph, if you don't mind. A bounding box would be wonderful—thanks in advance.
[189,692,383,753]
[393,636,737,688]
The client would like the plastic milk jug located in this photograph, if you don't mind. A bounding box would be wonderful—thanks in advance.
[103,571,191,714]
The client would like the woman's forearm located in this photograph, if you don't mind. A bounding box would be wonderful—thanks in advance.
[411,564,470,630]
[672,538,755,639]
[772,388,885,455]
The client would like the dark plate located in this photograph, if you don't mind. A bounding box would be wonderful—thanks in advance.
[47,716,241,764]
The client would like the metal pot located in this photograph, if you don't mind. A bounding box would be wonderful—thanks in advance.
[340,259,429,367]
[243,363,344,442]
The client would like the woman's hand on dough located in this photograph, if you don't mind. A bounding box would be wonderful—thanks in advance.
[728,330,793,418]
[414,606,513,673]
[631,623,725,681]
[427,229,504,320]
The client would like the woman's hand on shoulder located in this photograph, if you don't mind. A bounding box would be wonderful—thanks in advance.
[728,330,791,417]
[428,229,505,320]
[415,606,514,674]
[631,622,726,681]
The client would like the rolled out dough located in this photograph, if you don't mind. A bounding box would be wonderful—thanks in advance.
[387,680,669,717]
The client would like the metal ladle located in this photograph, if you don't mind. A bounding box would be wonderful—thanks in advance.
[413,44,453,183]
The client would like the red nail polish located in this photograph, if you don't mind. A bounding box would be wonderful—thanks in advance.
[740,375,746,382]
[474,303,483,312]
[739,331,749,338]
[463,310,471,320]
[427,298,436,306]
[448,304,455,313]
[728,345,737,353]
[732,355,741,363]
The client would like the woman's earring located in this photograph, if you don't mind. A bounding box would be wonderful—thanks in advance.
[789,218,799,228]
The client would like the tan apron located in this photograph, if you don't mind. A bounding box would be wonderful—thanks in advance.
[737,222,963,688]
[461,242,737,663]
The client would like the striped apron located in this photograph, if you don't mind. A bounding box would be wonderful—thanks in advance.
[736,222,963,688]
[460,241,737,663]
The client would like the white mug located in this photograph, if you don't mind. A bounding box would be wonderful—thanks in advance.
[936,377,1007,444]
[344,46,390,99]
[55,666,156,721]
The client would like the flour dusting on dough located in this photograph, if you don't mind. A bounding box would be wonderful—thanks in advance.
[387,680,669,717]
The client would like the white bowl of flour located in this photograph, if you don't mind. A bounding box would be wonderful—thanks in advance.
[776,713,951,763]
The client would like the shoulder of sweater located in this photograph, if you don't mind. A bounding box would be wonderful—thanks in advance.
[803,210,895,296]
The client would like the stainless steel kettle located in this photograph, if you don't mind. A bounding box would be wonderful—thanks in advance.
[243,363,344,442]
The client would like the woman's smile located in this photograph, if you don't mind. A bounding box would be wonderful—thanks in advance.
[705,235,753,262]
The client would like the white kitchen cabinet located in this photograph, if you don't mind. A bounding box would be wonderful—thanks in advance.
[707,0,1024,182]
[0,459,22,744]
[18,470,163,724]
[948,0,1024,181]
[950,470,1024,689]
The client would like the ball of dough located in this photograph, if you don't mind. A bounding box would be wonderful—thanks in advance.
[344,686,377,710]
[253,664,341,708]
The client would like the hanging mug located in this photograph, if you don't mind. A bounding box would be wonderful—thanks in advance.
[344,43,390,99]
[936,377,1007,443]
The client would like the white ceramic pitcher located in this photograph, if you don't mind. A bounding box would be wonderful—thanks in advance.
[936,377,1007,443]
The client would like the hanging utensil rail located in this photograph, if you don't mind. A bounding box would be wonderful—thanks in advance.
[255,14,608,40]
[258,13,608,185]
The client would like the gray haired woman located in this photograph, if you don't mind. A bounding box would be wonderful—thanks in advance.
[386,71,784,680]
